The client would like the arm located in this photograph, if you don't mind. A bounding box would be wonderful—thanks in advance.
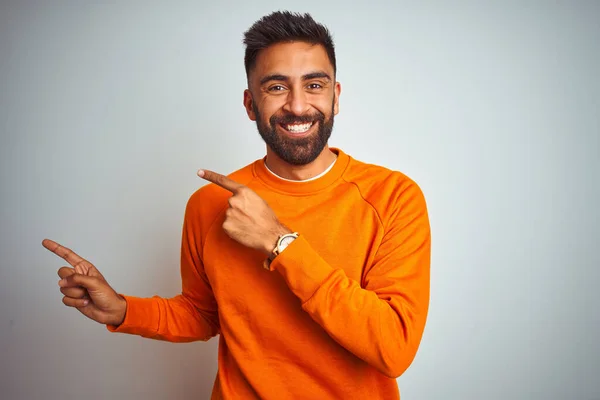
[194,169,430,375]
[271,182,430,378]
[107,200,220,342]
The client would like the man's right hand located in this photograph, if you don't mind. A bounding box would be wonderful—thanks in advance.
[42,239,127,327]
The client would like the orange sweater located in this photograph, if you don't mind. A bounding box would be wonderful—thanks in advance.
[108,148,431,399]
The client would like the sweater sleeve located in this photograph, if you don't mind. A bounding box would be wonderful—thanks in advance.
[270,180,430,378]
[106,199,220,342]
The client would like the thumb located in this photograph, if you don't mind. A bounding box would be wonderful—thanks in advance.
[58,273,102,291]
[57,266,75,280]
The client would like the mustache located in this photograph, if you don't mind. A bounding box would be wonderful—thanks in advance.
[270,111,325,126]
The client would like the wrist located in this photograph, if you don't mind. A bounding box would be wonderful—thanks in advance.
[113,295,127,326]
[263,224,292,255]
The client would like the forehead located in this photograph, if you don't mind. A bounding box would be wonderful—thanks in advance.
[251,41,333,81]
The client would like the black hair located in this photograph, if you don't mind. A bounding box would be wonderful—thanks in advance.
[243,11,336,78]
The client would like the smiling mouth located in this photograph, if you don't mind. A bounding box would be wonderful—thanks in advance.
[279,122,314,134]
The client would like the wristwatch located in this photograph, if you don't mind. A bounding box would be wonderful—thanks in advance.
[264,232,299,270]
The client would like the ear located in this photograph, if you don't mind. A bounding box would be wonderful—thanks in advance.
[243,89,257,121]
[333,81,342,116]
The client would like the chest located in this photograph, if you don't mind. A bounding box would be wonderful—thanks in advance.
[202,188,383,309]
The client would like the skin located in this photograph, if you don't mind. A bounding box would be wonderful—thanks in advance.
[43,40,341,326]
[42,239,127,326]
[243,41,341,180]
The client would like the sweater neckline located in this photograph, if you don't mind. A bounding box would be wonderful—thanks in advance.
[264,154,338,182]
[253,148,349,195]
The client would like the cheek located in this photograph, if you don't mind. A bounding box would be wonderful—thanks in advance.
[256,98,279,120]
[309,94,335,115]
[262,104,286,124]
[316,104,333,118]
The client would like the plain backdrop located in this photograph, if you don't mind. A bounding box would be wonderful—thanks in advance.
[1,1,599,399]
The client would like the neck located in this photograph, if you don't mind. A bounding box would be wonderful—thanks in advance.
[264,146,337,181]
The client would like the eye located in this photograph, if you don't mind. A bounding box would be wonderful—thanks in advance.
[268,85,286,92]
[307,83,323,90]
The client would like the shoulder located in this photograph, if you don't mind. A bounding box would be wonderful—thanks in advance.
[341,153,428,224]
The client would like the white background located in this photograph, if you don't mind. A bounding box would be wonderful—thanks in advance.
[1,1,599,399]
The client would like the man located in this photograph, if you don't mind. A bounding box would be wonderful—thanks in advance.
[43,11,431,400]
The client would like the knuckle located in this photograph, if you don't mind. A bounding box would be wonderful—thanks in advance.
[89,266,104,280]
[77,260,93,273]
[70,274,87,287]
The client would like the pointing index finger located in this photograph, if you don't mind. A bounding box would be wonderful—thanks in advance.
[42,239,86,268]
[198,169,245,193]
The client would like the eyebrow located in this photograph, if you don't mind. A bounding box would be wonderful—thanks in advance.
[259,71,332,86]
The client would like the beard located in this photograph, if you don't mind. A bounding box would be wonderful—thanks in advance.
[253,100,335,166]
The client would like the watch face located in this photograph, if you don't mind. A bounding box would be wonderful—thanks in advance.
[279,235,296,251]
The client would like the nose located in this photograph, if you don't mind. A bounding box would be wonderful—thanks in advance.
[282,88,310,116]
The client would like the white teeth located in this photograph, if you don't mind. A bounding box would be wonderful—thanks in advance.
[285,122,312,133]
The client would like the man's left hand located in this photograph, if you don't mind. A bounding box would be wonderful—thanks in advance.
[198,169,291,255]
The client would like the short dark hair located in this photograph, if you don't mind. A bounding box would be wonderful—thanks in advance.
[243,11,336,78]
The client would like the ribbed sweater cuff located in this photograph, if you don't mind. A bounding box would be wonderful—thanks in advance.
[271,235,335,304]
[106,295,160,336]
